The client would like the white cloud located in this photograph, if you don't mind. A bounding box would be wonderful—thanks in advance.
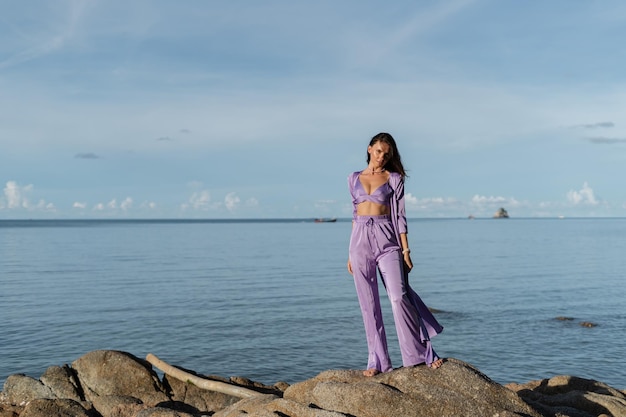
[179,190,257,213]
[471,195,510,205]
[1,181,54,212]
[405,193,419,206]
[404,193,466,215]
[141,201,157,209]
[73,202,87,209]
[4,181,29,208]
[401,192,531,217]
[90,197,133,214]
[36,200,56,212]
[225,192,241,212]
[567,182,598,205]
[181,190,213,211]
[468,195,522,218]
[405,193,461,209]
[120,197,133,211]
[179,190,255,213]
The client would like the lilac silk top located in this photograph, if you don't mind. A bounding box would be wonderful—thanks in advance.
[348,170,408,244]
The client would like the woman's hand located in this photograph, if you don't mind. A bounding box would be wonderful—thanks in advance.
[347,259,353,275]
[403,252,413,272]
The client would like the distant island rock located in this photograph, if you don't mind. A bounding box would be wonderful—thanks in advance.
[493,207,510,218]
[2,350,625,417]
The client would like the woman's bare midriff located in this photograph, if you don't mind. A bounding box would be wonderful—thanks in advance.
[356,201,390,216]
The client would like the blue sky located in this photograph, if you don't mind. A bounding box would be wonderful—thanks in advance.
[2,0,626,219]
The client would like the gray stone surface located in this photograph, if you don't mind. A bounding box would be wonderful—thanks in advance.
[72,350,169,407]
[2,375,54,405]
[2,351,626,417]
[39,365,82,403]
[19,398,93,417]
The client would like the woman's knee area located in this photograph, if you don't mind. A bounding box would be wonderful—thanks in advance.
[387,289,408,305]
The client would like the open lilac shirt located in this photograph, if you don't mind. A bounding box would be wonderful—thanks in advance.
[348,170,408,244]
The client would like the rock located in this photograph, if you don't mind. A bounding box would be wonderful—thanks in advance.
[133,406,196,417]
[554,317,600,329]
[274,381,291,392]
[0,401,23,417]
[282,358,541,417]
[2,350,626,417]
[19,398,93,417]
[507,375,626,417]
[228,375,287,395]
[494,207,510,218]
[211,394,280,417]
[72,350,169,407]
[2,375,54,405]
[163,367,286,415]
[90,394,145,417]
[212,395,349,417]
[164,372,241,415]
[39,365,83,403]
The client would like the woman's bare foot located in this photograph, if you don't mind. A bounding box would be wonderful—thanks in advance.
[428,358,444,369]
[363,368,380,377]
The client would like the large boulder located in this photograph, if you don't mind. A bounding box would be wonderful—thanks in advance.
[282,358,542,417]
[71,350,169,407]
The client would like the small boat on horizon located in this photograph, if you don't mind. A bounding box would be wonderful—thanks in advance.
[314,217,337,223]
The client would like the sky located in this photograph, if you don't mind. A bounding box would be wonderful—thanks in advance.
[2,0,626,219]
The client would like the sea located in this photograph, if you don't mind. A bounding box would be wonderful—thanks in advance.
[1,218,624,390]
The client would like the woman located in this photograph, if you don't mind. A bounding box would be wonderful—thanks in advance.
[347,132,443,377]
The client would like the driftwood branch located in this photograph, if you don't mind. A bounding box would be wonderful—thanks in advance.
[146,353,262,398]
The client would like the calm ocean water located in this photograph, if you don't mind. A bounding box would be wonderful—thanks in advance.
[1,218,624,390]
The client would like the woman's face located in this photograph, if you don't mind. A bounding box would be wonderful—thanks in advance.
[368,141,391,168]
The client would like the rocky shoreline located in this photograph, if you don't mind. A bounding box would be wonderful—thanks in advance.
[1,350,625,417]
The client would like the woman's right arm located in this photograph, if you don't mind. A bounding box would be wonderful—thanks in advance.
[347,220,354,274]
[347,173,356,275]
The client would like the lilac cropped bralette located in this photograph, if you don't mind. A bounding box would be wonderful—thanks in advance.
[353,176,392,207]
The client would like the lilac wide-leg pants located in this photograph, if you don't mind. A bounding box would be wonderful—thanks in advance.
[349,215,441,372]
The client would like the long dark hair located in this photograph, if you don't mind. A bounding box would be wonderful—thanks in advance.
[367,132,407,178]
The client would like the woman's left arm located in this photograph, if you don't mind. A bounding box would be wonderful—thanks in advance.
[400,233,413,272]
[393,174,413,272]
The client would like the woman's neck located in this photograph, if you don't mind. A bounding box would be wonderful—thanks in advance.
[367,166,386,174]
